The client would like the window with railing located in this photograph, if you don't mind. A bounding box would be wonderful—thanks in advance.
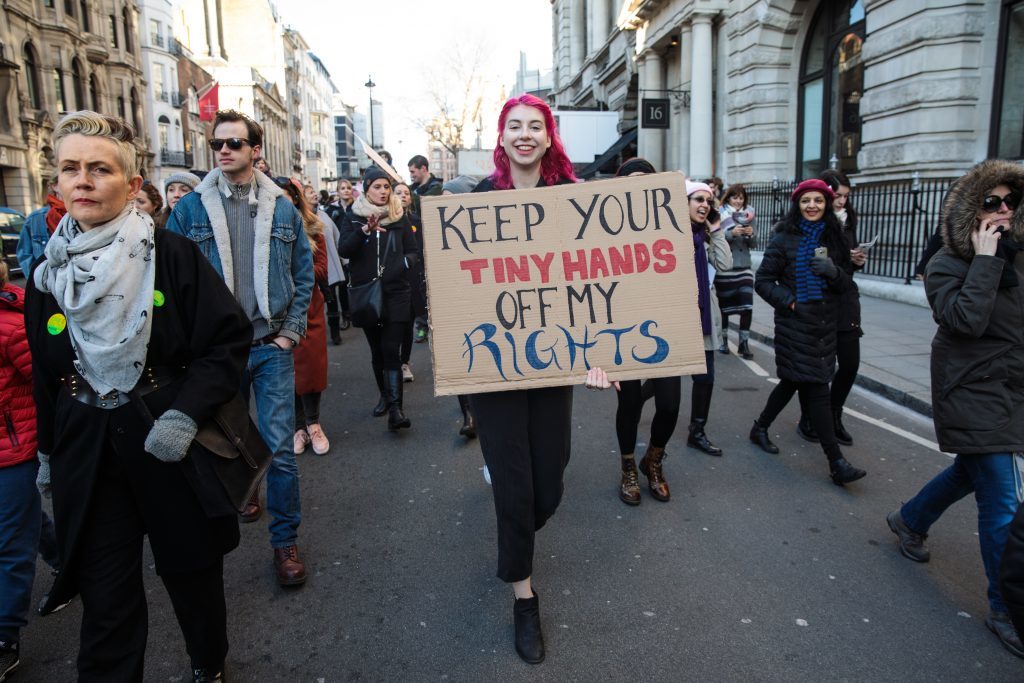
[991,0,1024,159]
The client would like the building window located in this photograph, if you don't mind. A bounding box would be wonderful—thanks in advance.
[64,0,74,16]
[117,94,125,120]
[23,43,42,109]
[72,58,85,109]
[80,0,90,32]
[89,72,101,112]
[797,0,865,179]
[158,115,170,151]
[52,50,67,112]
[109,15,118,49]
[44,0,55,8]
[130,88,140,131]
[122,8,133,53]
[992,0,1024,159]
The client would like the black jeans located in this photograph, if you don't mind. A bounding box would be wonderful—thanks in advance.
[831,329,861,411]
[471,386,573,583]
[758,380,839,455]
[294,392,322,429]
[76,451,228,680]
[616,377,681,453]
[362,321,406,371]
[323,283,343,337]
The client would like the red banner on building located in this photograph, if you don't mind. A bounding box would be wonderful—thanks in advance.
[198,83,219,121]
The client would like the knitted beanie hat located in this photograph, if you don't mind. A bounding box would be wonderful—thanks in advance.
[163,172,201,194]
[362,165,391,192]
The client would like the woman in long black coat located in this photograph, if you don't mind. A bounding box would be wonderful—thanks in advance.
[26,111,252,682]
[337,165,419,431]
[748,179,867,486]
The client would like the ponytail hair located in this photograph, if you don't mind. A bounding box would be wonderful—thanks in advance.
[489,94,576,190]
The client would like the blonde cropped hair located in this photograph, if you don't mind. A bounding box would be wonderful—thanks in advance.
[53,110,142,177]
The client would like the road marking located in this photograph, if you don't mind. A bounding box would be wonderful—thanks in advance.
[731,338,949,456]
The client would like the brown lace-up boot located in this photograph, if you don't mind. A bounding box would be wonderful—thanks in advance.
[639,446,670,502]
[619,455,641,506]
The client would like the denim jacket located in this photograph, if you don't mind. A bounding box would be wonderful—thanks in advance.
[16,207,50,276]
[166,169,313,340]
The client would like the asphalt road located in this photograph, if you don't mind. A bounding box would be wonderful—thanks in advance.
[17,327,1024,681]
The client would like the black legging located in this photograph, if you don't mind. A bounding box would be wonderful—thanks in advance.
[616,376,681,453]
[722,310,752,335]
[830,330,861,411]
[294,392,321,429]
[758,380,840,456]
[363,320,406,370]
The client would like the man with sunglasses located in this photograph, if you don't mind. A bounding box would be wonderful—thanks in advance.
[167,109,314,588]
[887,159,1024,659]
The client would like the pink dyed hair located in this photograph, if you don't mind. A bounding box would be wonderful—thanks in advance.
[489,94,577,190]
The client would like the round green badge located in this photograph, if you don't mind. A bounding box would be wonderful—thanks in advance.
[47,313,67,335]
[153,290,165,307]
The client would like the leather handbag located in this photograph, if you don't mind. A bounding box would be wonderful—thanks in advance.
[348,229,393,328]
[133,390,272,514]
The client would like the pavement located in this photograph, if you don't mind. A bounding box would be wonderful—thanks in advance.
[745,255,937,417]
[17,322,1024,681]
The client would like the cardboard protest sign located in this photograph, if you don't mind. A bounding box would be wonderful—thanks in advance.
[420,171,707,396]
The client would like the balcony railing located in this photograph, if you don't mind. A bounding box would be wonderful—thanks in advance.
[168,38,186,56]
[151,34,164,48]
[291,115,302,130]
[156,90,168,102]
[305,149,321,160]
[160,149,193,167]
[170,91,183,108]
[746,176,957,283]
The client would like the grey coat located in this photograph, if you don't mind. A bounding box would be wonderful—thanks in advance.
[926,159,1024,454]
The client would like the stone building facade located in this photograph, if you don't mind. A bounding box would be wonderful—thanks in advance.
[550,0,1024,184]
[0,0,147,213]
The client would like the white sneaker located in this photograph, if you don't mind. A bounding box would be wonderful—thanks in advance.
[482,465,491,485]
[293,429,310,455]
[402,363,414,382]
[307,423,330,455]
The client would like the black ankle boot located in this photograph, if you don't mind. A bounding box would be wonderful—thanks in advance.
[796,414,819,442]
[513,593,545,664]
[371,364,387,417]
[738,339,753,360]
[457,395,476,438]
[826,445,866,486]
[833,410,853,446]
[384,370,410,430]
[749,420,779,454]
[687,419,722,455]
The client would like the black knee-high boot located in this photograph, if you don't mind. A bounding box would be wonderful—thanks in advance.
[372,364,388,417]
[457,394,476,438]
[687,382,722,455]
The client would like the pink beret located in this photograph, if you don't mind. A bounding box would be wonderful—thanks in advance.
[791,178,835,203]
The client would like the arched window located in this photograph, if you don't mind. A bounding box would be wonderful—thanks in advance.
[72,58,85,110]
[122,7,133,54]
[991,0,1024,159]
[23,43,42,109]
[89,72,101,112]
[158,114,170,152]
[797,0,865,179]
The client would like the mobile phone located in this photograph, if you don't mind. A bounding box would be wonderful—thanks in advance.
[814,246,828,259]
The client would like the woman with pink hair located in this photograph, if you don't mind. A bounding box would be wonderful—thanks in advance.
[469,94,578,664]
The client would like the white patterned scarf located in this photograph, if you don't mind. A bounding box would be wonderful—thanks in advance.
[33,205,156,395]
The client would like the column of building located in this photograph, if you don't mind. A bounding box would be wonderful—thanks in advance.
[688,12,714,179]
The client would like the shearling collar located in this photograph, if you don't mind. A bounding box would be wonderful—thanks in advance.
[941,160,1024,260]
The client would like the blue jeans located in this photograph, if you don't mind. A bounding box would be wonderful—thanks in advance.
[901,453,1024,613]
[0,459,41,641]
[242,343,302,548]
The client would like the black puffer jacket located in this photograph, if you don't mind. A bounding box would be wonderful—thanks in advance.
[926,159,1024,454]
[755,220,851,383]
[337,205,419,323]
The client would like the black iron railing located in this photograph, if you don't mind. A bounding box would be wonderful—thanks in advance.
[744,178,957,283]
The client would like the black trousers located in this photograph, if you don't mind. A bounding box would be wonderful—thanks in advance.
[471,386,573,583]
[295,392,322,428]
[722,310,753,332]
[831,329,861,411]
[758,380,840,455]
[323,282,343,337]
[400,314,415,365]
[363,321,406,371]
[76,450,228,681]
[616,376,681,452]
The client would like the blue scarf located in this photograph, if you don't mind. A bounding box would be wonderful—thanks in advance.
[795,218,826,303]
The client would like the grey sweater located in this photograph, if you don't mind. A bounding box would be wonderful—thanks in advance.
[220,182,270,340]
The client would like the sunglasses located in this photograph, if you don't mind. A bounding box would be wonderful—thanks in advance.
[981,192,1021,213]
[209,138,252,151]
[690,196,713,204]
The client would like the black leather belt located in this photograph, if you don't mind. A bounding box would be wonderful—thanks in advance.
[252,334,278,347]
[61,366,184,410]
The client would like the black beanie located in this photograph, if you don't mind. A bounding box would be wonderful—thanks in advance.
[615,157,657,177]
[363,165,391,192]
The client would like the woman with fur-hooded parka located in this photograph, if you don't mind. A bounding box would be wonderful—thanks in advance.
[887,159,1024,658]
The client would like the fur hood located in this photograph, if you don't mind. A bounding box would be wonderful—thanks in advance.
[941,159,1024,260]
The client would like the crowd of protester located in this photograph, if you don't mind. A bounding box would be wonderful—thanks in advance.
[1,97,1022,682]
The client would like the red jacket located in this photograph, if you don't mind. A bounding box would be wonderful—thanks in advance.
[0,284,37,467]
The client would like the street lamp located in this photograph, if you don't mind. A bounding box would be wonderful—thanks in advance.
[364,75,376,149]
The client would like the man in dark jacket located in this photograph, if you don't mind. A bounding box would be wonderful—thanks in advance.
[408,155,442,197]
[886,159,1024,658]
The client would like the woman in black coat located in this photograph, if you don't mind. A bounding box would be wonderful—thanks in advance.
[26,112,252,681]
[337,165,418,431]
[748,179,867,486]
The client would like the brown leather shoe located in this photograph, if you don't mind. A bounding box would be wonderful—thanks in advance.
[619,456,641,506]
[273,545,307,586]
[240,489,261,523]
[639,446,670,502]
